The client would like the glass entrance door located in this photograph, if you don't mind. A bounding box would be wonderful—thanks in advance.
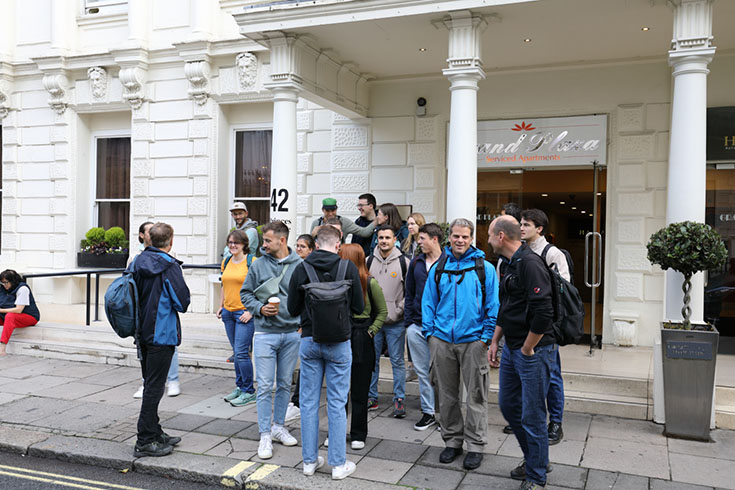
[477,168,607,341]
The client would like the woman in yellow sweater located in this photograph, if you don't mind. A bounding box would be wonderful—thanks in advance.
[217,230,257,407]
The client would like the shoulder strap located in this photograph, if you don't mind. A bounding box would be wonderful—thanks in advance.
[367,255,374,271]
[303,262,320,284]
[246,254,253,267]
[336,258,348,281]
[367,276,377,323]
[541,243,553,264]
[434,254,449,301]
[475,257,486,308]
[399,254,408,281]
[223,255,233,272]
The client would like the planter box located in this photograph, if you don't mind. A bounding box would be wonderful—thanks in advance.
[661,326,719,441]
[77,252,129,269]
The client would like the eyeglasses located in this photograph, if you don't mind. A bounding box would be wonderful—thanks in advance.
[0,281,10,285]
[227,241,243,246]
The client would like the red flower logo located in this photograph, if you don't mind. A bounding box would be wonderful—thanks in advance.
[512,122,536,131]
[534,287,541,293]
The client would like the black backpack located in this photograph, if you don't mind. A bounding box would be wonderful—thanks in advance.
[367,253,408,282]
[544,259,585,346]
[433,253,486,307]
[541,243,575,284]
[302,260,353,344]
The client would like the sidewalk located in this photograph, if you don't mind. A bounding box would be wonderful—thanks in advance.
[0,353,733,490]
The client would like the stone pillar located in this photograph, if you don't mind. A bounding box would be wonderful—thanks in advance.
[270,87,299,241]
[442,11,487,228]
[128,0,149,45]
[664,0,715,325]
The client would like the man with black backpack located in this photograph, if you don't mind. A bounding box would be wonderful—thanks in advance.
[520,208,569,445]
[422,218,499,471]
[287,225,364,480]
[488,215,556,490]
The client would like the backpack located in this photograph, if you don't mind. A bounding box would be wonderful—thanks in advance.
[302,260,354,344]
[104,260,140,339]
[541,243,575,284]
[434,254,486,307]
[544,260,585,346]
[221,254,254,274]
[366,253,408,282]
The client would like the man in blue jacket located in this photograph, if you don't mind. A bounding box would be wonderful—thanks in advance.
[133,222,191,457]
[404,223,445,431]
[422,218,499,471]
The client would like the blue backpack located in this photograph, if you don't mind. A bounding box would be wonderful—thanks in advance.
[104,260,140,338]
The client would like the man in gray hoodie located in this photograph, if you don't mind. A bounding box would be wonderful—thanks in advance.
[241,221,302,461]
[367,225,411,418]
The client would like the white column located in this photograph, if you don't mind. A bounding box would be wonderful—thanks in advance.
[664,0,715,324]
[442,11,487,229]
[128,0,149,45]
[269,87,299,244]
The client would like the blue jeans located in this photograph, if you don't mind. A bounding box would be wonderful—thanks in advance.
[406,323,434,415]
[547,349,564,424]
[167,348,179,383]
[499,343,555,486]
[221,309,255,393]
[253,331,301,434]
[299,337,352,467]
[368,323,405,401]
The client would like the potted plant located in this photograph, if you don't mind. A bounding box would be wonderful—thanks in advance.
[78,226,130,268]
[646,221,728,440]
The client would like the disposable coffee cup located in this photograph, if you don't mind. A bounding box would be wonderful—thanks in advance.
[268,297,280,313]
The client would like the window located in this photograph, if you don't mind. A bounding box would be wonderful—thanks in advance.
[234,130,272,226]
[83,0,128,15]
[95,136,131,235]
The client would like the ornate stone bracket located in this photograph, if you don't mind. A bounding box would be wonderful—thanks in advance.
[87,66,108,100]
[184,60,211,105]
[42,72,70,114]
[670,0,714,51]
[436,10,496,76]
[119,66,146,109]
[236,52,258,91]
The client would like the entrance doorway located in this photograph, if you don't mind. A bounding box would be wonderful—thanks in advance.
[476,168,607,341]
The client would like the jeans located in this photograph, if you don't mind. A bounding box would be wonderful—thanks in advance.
[406,323,435,415]
[299,337,352,467]
[137,343,174,445]
[547,349,564,424]
[368,323,405,401]
[253,331,301,434]
[499,343,555,485]
[221,309,255,393]
[167,349,179,383]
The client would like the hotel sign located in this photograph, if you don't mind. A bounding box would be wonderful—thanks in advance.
[477,114,608,168]
[707,107,735,163]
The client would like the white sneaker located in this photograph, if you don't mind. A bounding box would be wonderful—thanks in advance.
[303,456,325,476]
[332,461,356,480]
[133,385,144,399]
[285,402,301,422]
[258,434,273,459]
[351,440,365,450]
[167,381,180,397]
[323,437,329,447]
[271,425,298,446]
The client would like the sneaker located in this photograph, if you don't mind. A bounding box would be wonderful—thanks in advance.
[511,460,553,481]
[548,422,563,445]
[439,446,463,464]
[166,381,180,397]
[323,437,329,447]
[258,434,273,459]
[224,388,241,402]
[271,425,298,446]
[463,451,483,470]
[393,398,406,418]
[303,456,325,476]
[520,480,546,489]
[332,460,356,480]
[157,432,181,446]
[351,440,365,450]
[230,391,256,407]
[285,402,301,422]
[133,384,144,399]
[367,399,379,411]
[134,441,173,457]
[414,413,436,431]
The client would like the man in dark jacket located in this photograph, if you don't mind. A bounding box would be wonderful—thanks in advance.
[488,215,556,490]
[133,222,190,457]
[404,223,445,431]
[288,225,364,480]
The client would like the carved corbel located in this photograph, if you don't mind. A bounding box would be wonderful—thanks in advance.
[87,66,108,100]
[184,60,210,105]
[0,80,10,120]
[236,52,258,91]
[42,72,69,114]
[119,66,146,109]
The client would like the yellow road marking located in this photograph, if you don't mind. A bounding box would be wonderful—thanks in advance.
[222,460,255,478]
[0,469,117,490]
[0,464,143,490]
[246,464,279,482]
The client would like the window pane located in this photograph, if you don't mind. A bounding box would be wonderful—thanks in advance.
[98,202,130,236]
[235,130,272,198]
[238,200,270,230]
[96,137,130,199]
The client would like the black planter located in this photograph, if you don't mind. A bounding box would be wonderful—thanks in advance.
[77,252,129,269]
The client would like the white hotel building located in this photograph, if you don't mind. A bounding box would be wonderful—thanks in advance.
[1,0,735,364]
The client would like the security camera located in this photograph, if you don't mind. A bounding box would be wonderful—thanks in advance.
[416,97,427,117]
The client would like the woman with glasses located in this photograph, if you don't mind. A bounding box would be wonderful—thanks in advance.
[217,230,257,407]
[0,270,40,356]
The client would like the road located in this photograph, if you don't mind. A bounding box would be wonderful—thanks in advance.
[0,451,220,489]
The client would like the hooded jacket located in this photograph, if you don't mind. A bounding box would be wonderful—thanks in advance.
[404,251,446,328]
[133,247,191,346]
[241,248,302,333]
[421,246,499,344]
[368,246,410,324]
[287,249,364,338]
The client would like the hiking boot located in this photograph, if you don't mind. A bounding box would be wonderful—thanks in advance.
[224,388,241,402]
[367,399,379,411]
[230,391,256,407]
[303,456,325,476]
[414,413,436,431]
[258,434,273,459]
[393,398,406,418]
[548,422,563,445]
[439,446,463,464]
[134,441,173,458]
[157,432,181,446]
[463,452,483,470]
[503,425,513,434]
[520,480,546,489]
[511,460,553,481]
[271,425,298,446]
[332,461,356,480]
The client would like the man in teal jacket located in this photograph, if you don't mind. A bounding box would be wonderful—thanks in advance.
[422,218,499,471]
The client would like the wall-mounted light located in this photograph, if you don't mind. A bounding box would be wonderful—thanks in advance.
[419,48,427,52]
[641,26,650,31]
[509,169,524,174]
[560,201,566,205]
[523,38,532,43]
[541,193,548,197]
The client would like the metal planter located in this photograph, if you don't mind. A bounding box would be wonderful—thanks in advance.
[661,326,719,441]
[77,252,129,269]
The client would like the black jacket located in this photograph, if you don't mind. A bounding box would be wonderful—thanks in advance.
[287,249,365,338]
[404,252,445,328]
[498,243,555,350]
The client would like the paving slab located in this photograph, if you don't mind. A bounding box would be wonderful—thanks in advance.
[0,426,51,455]
[560,412,593,441]
[162,413,216,432]
[346,435,381,455]
[43,360,119,379]
[611,473,652,490]
[197,418,253,437]
[368,439,428,463]
[250,465,407,490]
[78,382,142,406]
[35,381,111,400]
[353,455,413,484]
[546,463,588,489]
[458,473,519,490]
[177,394,252,418]
[366,415,437,444]
[670,452,735,489]
[31,401,138,433]
[28,434,134,469]
[549,439,585,465]
[204,437,259,458]
[581,436,670,479]
[417,445,467,473]
[1,375,78,395]
[0,396,80,424]
[0,392,26,406]
[134,450,256,486]
[399,463,466,490]
[650,479,714,490]
[589,414,667,446]
[0,359,60,379]
[668,429,735,461]
[253,442,306,467]
[83,366,142,386]
[173,431,228,454]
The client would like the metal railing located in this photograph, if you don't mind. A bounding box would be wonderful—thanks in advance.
[24,264,220,327]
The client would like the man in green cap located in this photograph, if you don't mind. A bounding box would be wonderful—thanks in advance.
[309,197,375,240]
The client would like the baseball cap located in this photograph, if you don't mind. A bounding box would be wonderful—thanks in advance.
[230,202,248,212]
[322,197,338,210]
